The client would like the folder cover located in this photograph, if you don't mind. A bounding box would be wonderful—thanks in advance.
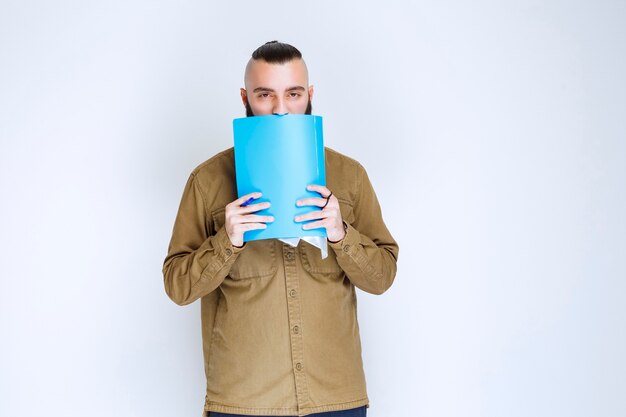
[233,114,326,242]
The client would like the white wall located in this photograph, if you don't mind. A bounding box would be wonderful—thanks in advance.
[1,1,624,416]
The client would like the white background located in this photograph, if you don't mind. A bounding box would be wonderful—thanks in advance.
[1,1,625,416]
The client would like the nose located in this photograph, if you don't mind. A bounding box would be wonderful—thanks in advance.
[272,97,288,115]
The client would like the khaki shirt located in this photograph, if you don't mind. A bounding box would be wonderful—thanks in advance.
[163,147,399,416]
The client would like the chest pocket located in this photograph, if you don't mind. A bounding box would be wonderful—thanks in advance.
[337,197,355,225]
[299,240,342,278]
[211,208,277,280]
[298,199,354,279]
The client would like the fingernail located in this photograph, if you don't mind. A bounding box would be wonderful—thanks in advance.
[294,216,300,221]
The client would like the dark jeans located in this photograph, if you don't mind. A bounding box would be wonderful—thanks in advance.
[208,406,367,417]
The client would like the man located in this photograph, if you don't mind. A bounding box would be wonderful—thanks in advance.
[163,41,398,417]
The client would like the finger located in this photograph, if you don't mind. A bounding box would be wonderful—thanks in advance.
[234,214,274,224]
[294,210,327,223]
[234,201,271,215]
[306,184,331,198]
[296,197,328,208]
[232,192,262,206]
[233,223,268,233]
[301,219,328,230]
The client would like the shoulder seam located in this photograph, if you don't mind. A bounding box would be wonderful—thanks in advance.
[325,146,362,169]
[186,172,211,235]
[191,147,234,175]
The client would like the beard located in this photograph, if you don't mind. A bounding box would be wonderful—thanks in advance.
[246,99,313,117]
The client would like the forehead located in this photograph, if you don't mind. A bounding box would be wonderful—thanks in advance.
[244,59,309,90]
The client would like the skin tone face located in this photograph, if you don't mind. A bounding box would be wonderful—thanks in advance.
[240,58,314,116]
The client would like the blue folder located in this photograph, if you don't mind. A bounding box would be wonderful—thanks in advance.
[233,114,326,242]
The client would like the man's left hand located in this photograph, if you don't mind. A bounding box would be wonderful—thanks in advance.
[294,184,346,243]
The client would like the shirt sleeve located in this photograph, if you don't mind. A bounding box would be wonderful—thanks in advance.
[162,173,244,306]
[328,165,399,295]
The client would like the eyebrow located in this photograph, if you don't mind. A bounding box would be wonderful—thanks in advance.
[252,86,306,93]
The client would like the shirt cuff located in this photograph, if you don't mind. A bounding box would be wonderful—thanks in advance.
[328,222,360,259]
[198,227,245,282]
[193,228,245,287]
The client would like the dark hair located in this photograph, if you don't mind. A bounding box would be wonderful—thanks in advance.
[251,41,302,63]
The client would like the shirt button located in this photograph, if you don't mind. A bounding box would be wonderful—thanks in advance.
[225,248,232,256]
[285,252,295,261]
[343,245,351,253]
[295,362,303,371]
[292,325,300,334]
[289,289,297,298]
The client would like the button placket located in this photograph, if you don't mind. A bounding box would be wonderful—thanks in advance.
[282,244,309,409]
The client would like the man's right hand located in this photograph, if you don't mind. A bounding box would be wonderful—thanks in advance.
[225,192,274,247]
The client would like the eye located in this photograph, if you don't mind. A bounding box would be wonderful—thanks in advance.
[258,93,271,98]
[289,92,302,98]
